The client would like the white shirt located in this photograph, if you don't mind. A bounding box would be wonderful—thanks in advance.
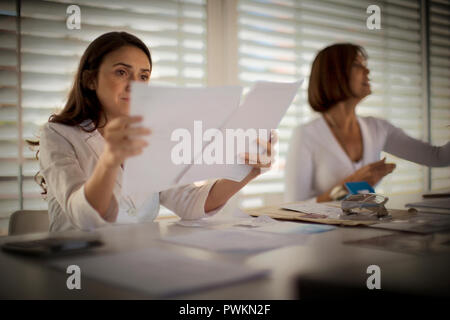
[39,122,222,232]
[285,116,450,202]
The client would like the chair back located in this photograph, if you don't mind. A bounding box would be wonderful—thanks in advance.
[8,210,49,236]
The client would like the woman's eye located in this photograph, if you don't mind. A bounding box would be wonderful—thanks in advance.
[116,69,127,76]
[141,74,149,81]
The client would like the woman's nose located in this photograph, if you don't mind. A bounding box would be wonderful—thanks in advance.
[125,74,137,92]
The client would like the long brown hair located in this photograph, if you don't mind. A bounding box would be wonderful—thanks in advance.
[50,31,152,130]
[308,43,367,112]
[32,31,152,194]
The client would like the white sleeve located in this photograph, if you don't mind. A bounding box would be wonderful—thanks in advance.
[284,126,316,202]
[39,124,118,230]
[380,119,450,167]
[159,180,223,220]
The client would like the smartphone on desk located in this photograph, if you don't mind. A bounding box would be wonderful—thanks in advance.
[1,237,103,257]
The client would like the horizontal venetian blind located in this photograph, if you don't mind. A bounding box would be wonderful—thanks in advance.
[0,0,207,234]
[429,0,450,191]
[0,0,19,235]
[236,0,428,208]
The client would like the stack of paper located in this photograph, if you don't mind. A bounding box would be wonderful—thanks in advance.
[123,81,302,206]
[282,203,343,219]
[406,198,450,214]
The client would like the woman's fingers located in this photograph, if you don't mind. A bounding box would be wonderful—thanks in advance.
[383,163,396,174]
[107,115,143,130]
[240,153,272,168]
[105,127,150,144]
[256,133,277,158]
[111,139,148,152]
[270,129,279,144]
[369,158,387,169]
[123,127,151,138]
[256,138,271,157]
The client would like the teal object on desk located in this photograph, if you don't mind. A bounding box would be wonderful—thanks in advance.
[344,181,375,195]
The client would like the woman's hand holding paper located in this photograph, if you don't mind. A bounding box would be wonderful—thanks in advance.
[101,115,151,169]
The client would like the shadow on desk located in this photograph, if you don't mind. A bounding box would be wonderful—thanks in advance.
[296,253,450,300]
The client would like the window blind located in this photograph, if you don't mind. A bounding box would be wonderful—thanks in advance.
[236,0,431,208]
[429,0,450,191]
[0,0,207,235]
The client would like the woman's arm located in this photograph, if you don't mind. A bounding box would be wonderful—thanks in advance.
[83,153,121,218]
[40,124,117,230]
[315,158,396,202]
[85,116,150,217]
[204,133,277,212]
[160,168,261,218]
[204,168,260,212]
[382,119,450,167]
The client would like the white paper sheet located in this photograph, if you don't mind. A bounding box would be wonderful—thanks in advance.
[282,203,343,219]
[123,83,242,204]
[123,81,302,206]
[178,80,303,184]
[50,247,268,298]
[161,229,307,253]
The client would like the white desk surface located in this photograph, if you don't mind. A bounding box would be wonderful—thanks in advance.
[0,194,449,299]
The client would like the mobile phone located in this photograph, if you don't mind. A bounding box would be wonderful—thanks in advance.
[344,181,375,195]
[1,237,103,257]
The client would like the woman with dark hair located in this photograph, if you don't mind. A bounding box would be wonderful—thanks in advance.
[39,32,273,232]
[285,43,450,203]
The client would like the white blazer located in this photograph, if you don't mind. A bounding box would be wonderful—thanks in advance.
[39,122,222,232]
[285,116,450,202]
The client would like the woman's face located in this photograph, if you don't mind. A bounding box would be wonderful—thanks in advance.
[94,45,151,121]
[349,53,371,99]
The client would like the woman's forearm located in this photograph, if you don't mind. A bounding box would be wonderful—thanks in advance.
[84,153,119,219]
[204,168,260,212]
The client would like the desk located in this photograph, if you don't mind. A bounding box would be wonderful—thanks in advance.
[0,194,449,299]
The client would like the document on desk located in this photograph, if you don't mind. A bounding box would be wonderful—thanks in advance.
[405,198,450,214]
[161,229,306,253]
[369,212,450,234]
[49,247,268,298]
[122,80,302,207]
[282,203,343,219]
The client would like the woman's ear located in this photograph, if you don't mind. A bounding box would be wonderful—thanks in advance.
[82,70,97,90]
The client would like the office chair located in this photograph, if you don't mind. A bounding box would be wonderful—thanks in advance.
[8,210,49,236]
